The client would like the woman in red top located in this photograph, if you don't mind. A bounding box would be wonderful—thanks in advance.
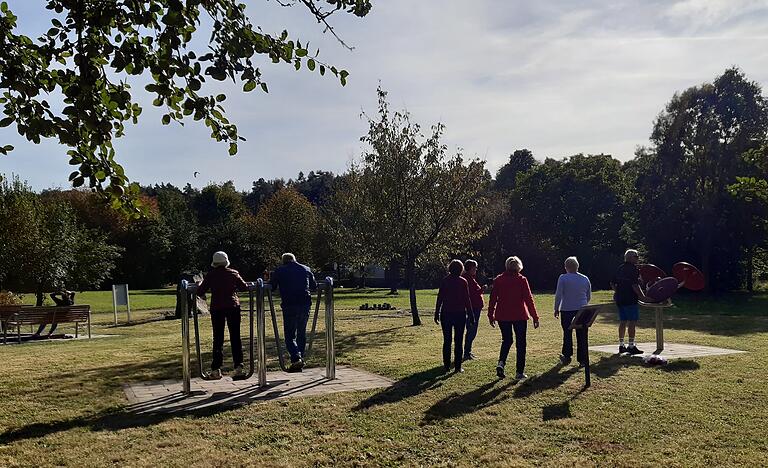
[196,251,249,380]
[462,259,485,361]
[488,256,540,379]
[435,259,474,373]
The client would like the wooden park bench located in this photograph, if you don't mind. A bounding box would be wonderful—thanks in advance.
[0,305,21,344]
[1,305,91,344]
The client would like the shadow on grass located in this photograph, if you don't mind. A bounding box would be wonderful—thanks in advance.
[588,355,701,380]
[420,364,581,425]
[354,366,451,411]
[0,379,298,445]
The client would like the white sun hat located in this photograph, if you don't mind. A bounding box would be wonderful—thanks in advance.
[211,251,230,268]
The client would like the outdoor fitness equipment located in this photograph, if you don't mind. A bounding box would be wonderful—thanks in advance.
[179,277,336,396]
[263,278,335,377]
[637,262,705,354]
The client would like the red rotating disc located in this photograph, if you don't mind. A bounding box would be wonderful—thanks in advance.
[639,264,666,287]
[645,277,679,303]
[672,262,705,291]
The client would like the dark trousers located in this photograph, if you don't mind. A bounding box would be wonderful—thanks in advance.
[283,305,311,363]
[463,308,482,357]
[560,310,588,363]
[498,320,527,374]
[441,314,466,371]
[35,323,58,336]
[211,307,243,370]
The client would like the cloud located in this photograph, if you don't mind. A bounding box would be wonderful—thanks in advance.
[2,0,768,190]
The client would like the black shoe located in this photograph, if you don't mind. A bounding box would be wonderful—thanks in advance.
[463,353,476,361]
[618,345,627,354]
[627,346,644,355]
[496,366,505,379]
[454,367,464,374]
[444,364,451,373]
[288,360,304,373]
[558,355,572,366]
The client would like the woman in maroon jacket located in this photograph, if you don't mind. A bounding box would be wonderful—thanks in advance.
[488,256,540,380]
[435,259,474,373]
[196,251,249,380]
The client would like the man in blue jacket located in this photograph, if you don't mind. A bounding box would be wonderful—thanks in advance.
[271,252,317,372]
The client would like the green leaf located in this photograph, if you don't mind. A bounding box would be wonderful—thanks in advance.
[0,117,13,127]
[162,115,171,125]
[216,94,226,102]
[243,80,257,92]
[229,143,237,155]
[260,83,268,93]
[307,59,316,71]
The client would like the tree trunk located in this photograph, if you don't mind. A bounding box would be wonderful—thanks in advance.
[405,260,420,326]
[35,285,44,307]
[746,246,754,293]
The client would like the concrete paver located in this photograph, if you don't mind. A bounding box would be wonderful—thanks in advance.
[123,365,393,413]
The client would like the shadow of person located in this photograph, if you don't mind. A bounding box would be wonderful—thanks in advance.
[588,355,701,380]
[353,366,451,411]
[512,364,580,399]
[421,378,519,425]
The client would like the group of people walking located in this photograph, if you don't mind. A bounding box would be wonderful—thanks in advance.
[435,249,648,380]
[197,247,648,382]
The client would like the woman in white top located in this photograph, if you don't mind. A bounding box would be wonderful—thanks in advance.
[554,256,592,366]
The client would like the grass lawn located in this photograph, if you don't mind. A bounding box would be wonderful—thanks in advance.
[1,288,767,466]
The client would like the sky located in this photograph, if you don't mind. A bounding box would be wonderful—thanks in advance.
[2,0,768,191]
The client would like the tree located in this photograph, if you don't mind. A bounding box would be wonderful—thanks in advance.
[331,89,488,325]
[0,176,121,302]
[634,68,768,290]
[728,144,768,291]
[0,0,372,213]
[495,149,537,192]
[510,154,631,288]
[254,188,319,268]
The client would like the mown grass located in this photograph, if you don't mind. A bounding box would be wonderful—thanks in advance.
[1,289,767,466]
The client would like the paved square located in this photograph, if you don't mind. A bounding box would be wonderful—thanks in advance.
[122,365,394,414]
[589,342,746,359]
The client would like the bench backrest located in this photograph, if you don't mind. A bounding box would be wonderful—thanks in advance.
[0,305,22,320]
[12,305,90,325]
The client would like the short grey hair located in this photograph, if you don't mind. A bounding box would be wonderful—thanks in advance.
[624,249,639,261]
[564,256,579,272]
[281,252,296,264]
[505,256,523,272]
[465,259,478,270]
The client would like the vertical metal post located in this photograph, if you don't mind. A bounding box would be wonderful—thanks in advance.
[180,280,191,395]
[112,284,118,326]
[654,306,664,354]
[325,277,335,380]
[125,284,132,323]
[256,279,268,387]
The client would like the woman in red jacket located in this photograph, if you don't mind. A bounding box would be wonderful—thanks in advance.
[488,256,540,379]
[435,259,474,373]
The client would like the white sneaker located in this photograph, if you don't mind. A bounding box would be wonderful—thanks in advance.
[208,369,222,380]
[515,373,528,380]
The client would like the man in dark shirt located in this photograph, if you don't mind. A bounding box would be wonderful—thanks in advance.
[271,252,317,372]
[611,249,648,355]
[196,251,249,380]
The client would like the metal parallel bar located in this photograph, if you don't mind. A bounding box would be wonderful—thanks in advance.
[325,277,335,380]
[244,284,256,380]
[180,281,191,395]
[266,286,290,372]
[306,288,323,356]
[191,291,208,379]
[256,279,268,387]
